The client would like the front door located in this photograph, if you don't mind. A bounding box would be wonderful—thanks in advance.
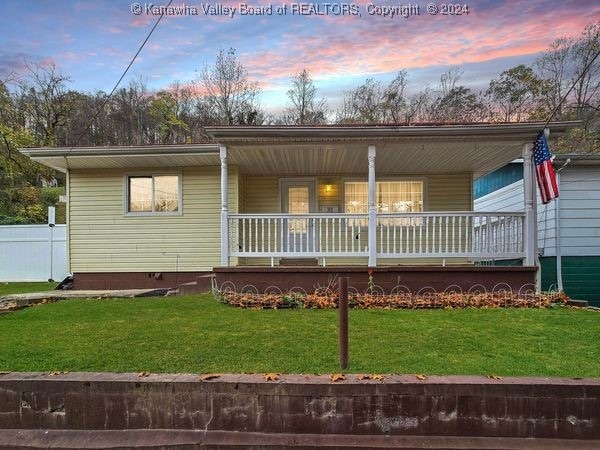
[280,179,317,253]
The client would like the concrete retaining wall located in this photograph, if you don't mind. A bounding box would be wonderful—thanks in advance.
[0,373,599,448]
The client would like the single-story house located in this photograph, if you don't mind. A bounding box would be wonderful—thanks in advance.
[20,122,579,293]
[475,153,600,306]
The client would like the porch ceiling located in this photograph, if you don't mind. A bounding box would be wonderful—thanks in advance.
[207,122,579,178]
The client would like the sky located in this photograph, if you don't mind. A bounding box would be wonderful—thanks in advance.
[2,0,599,113]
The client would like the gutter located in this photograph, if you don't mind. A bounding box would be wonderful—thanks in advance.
[205,121,581,141]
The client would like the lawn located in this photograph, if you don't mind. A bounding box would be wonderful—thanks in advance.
[0,294,598,377]
[0,281,58,297]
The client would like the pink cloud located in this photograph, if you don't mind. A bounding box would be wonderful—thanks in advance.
[240,3,597,82]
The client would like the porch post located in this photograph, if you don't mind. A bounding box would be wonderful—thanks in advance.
[220,145,229,267]
[522,142,536,267]
[368,145,377,267]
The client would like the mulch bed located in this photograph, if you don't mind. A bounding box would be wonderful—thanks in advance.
[216,288,570,309]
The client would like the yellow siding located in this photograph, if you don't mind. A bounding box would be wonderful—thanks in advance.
[68,166,238,272]
[428,173,472,211]
[243,176,279,213]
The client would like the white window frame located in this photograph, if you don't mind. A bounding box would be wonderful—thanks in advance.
[124,172,183,216]
[341,177,428,213]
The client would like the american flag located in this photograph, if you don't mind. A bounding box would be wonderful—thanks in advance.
[533,131,559,204]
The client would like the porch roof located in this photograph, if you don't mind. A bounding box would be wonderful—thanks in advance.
[21,121,579,177]
[19,144,221,173]
[205,122,579,178]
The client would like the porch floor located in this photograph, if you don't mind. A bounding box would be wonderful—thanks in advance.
[213,265,537,295]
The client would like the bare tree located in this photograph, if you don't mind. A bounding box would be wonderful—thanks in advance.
[18,62,74,146]
[536,37,574,120]
[405,87,436,123]
[197,48,264,125]
[439,67,463,97]
[282,69,328,125]
[382,70,409,123]
[337,78,384,123]
[571,23,600,122]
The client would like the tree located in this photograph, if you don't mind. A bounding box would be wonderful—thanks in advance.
[0,80,55,224]
[405,87,435,124]
[17,62,74,146]
[338,78,384,123]
[381,70,409,123]
[439,67,463,97]
[487,65,543,122]
[432,86,487,123]
[571,23,600,122]
[148,90,189,144]
[197,48,264,125]
[535,37,574,120]
[109,78,150,145]
[282,69,328,125]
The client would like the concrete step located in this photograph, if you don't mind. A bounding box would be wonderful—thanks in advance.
[177,274,215,295]
[279,258,319,266]
[1,429,598,449]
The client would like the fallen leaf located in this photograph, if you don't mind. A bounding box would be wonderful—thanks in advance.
[372,374,386,381]
[330,373,346,382]
[487,375,502,380]
[357,374,371,380]
[263,373,280,381]
[47,370,67,376]
[415,374,428,381]
[137,372,150,378]
[200,373,220,381]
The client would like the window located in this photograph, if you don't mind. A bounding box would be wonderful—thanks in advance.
[127,175,180,213]
[344,180,424,214]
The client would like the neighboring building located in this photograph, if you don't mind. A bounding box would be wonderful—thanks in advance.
[20,122,578,293]
[475,154,600,306]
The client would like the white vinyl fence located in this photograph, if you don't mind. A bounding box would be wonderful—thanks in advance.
[0,225,68,282]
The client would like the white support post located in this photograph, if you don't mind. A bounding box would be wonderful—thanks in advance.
[522,143,536,267]
[368,145,377,267]
[220,146,229,267]
[555,170,563,291]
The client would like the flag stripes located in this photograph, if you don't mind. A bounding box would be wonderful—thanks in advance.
[533,132,559,204]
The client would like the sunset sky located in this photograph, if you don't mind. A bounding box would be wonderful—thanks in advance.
[3,0,599,112]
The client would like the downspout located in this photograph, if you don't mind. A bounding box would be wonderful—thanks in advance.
[555,158,570,292]
[555,170,563,291]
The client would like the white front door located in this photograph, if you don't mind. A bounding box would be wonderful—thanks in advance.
[280,179,317,253]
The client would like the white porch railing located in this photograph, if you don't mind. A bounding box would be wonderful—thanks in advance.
[377,212,525,259]
[229,214,369,257]
[228,212,525,262]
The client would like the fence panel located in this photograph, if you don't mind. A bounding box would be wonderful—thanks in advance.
[0,225,68,282]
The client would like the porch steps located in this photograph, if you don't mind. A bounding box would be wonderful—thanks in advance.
[279,258,319,266]
[176,274,215,295]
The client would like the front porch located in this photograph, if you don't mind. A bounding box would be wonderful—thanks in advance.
[206,124,547,271]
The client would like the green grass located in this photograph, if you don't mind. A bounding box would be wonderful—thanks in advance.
[0,294,598,377]
[0,282,58,296]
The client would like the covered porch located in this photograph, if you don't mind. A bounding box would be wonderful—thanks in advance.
[206,123,569,270]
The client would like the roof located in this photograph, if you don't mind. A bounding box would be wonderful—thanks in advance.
[20,121,580,177]
[19,144,220,173]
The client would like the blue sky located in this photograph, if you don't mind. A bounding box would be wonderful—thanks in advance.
[2,0,598,112]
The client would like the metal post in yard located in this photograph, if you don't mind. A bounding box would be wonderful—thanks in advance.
[339,276,349,370]
[48,206,56,282]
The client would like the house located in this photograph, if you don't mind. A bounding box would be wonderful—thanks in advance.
[20,122,578,293]
[475,153,600,306]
